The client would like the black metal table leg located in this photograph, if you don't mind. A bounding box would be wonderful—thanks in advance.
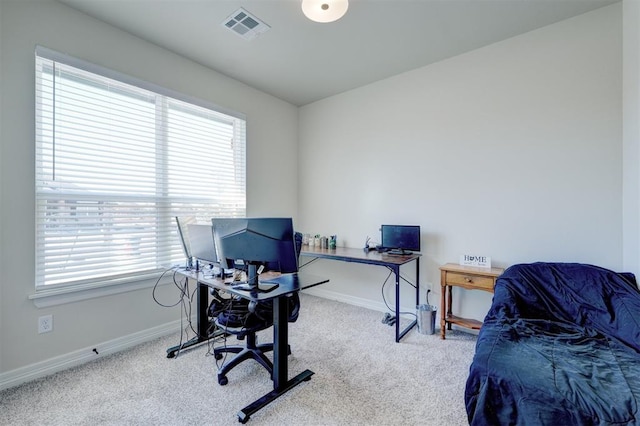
[167,282,220,358]
[237,296,314,423]
[395,258,420,342]
[237,369,314,423]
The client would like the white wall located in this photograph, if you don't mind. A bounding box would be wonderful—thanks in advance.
[299,4,623,321]
[623,0,640,275]
[0,0,298,376]
[0,0,4,373]
[0,0,630,386]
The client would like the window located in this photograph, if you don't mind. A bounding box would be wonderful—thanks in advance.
[35,46,246,290]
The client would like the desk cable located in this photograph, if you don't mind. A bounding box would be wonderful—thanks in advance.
[380,267,418,324]
[208,296,266,369]
[297,257,319,269]
[154,266,226,359]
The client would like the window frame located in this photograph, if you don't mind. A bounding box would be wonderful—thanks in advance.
[31,46,246,306]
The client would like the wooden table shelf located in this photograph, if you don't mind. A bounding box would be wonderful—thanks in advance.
[445,314,484,330]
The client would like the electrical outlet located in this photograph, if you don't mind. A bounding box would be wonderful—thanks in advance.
[38,314,53,334]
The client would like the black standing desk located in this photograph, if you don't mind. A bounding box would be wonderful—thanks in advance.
[300,246,420,342]
[168,269,329,423]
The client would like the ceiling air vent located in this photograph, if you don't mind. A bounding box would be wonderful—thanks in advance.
[222,8,270,41]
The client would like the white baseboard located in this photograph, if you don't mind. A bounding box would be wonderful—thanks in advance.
[302,287,420,319]
[302,289,474,336]
[1,292,443,392]
[0,320,182,392]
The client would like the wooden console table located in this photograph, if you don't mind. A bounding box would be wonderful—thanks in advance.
[439,263,504,339]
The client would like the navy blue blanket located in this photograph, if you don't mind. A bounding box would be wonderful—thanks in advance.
[465,262,640,425]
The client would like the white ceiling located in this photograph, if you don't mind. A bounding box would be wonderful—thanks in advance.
[57,0,619,106]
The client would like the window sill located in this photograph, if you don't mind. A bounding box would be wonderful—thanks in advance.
[29,270,177,308]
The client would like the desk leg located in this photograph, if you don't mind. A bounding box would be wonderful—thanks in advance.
[166,281,222,358]
[447,285,453,331]
[237,295,314,424]
[440,282,447,340]
[415,259,420,306]
[395,258,420,343]
[273,296,288,389]
[394,266,400,342]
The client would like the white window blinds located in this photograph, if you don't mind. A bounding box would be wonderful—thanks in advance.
[35,46,246,289]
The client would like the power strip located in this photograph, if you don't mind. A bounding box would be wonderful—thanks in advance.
[381,312,396,326]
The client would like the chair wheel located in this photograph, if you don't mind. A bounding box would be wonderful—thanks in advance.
[214,352,223,360]
[218,375,228,386]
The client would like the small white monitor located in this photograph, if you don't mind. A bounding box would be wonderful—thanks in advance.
[175,216,197,260]
[187,223,218,264]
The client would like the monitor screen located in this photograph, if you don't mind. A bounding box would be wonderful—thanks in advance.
[381,225,421,255]
[175,216,197,261]
[212,217,298,286]
[187,223,218,264]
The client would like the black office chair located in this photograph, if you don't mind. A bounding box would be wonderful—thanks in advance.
[212,232,303,386]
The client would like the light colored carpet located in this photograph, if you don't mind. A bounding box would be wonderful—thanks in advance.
[0,294,477,425]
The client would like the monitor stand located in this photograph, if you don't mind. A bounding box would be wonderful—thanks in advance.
[231,263,279,293]
[388,249,412,256]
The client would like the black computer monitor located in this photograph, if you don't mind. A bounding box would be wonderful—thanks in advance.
[175,216,197,268]
[212,217,298,289]
[188,224,218,265]
[381,224,421,255]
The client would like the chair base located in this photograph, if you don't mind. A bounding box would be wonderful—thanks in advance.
[214,333,291,386]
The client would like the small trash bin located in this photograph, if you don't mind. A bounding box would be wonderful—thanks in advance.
[416,304,437,335]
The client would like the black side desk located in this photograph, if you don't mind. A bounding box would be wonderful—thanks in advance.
[300,246,421,342]
[168,269,329,423]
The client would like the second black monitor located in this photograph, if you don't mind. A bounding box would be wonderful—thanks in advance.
[381,224,420,255]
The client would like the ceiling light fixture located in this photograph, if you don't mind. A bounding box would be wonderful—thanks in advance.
[301,0,348,23]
